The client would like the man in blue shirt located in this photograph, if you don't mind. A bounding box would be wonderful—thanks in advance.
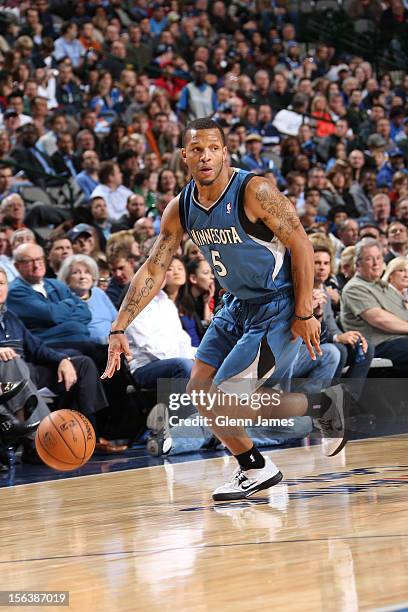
[76,150,101,201]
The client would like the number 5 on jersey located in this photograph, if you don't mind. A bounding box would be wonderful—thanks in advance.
[211,250,228,277]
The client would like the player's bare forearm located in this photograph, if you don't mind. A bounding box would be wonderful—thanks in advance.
[111,233,178,330]
[290,240,314,316]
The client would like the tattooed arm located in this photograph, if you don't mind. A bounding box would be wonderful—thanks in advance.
[245,178,322,359]
[101,197,185,378]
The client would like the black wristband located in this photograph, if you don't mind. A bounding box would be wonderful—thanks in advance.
[294,314,314,321]
[109,330,125,336]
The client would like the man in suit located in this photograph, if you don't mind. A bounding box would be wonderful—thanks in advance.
[51,131,80,177]
[10,123,57,186]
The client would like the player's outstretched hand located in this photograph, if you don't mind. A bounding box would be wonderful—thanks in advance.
[291,317,322,361]
[101,333,132,379]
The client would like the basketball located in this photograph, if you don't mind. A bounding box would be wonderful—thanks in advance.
[35,410,96,472]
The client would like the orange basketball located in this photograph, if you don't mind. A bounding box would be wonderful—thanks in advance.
[35,409,96,471]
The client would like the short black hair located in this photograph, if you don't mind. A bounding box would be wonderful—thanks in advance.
[305,187,321,198]
[182,118,226,147]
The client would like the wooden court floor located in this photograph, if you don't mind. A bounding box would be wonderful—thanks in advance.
[1,436,408,612]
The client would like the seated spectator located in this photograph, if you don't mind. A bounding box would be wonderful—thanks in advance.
[133,217,157,261]
[10,228,36,251]
[90,161,133,221]
[383,256,408,303]
[0,164,17,201]
[89,197,112,252]
[101,120,128,161]
[313,241,341,308]
[317,119,355,163]
[185,259,215,327]
[372,193,392,233]
[375,117,397,152]
[0,130,12,161]
[37,112,67,157]
[10,123,57,186]
[395,197,408,225]
[51,131,80,177]
[366,135,394,188]
[341,238,408,368]
[348,149,366,184]
[311,95,335,138]
[8,243,92,345]
[350,168,378,221]
[55,60,83,115]
[241,133,271,174]
[126,286,196,390]
[285,172,306,213]
[150,194,173,235]
[45,234,73,278]
[58,255,117,344]
[53,23,85,68]
[0,225,18,282]
[384,221,408,263]
[256,103,281,151]
[328,205,349,235]
[111,194,147,233]
[313,245,373,400]
[89,71,121,123]
[337,219,360,251]
[75,150,100,201]
[157,168,179,198]
[336,245,355,291]
[390,172,408,205]
[163,256,205,347]
[0,194,26,233]
[321,167,359,218]
[106,247,138,309]
[67,223,98,259]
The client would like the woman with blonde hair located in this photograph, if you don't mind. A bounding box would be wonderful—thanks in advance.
[383,257,408,305]
[58,254,117,344]
[311,95,335,138]
[336,245,355,291]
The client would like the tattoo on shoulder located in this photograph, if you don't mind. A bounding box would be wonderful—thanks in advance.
[255,182,300,240]
[150,234,175,270]
[122,276,155,326]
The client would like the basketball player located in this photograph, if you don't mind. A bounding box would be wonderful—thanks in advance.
[102,118,347,501]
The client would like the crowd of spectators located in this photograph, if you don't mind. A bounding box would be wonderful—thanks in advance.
[0,0,407,463]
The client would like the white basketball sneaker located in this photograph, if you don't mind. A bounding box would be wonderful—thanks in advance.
[146,403,172,457]
[212,456,283,501]
[313,384,348,457]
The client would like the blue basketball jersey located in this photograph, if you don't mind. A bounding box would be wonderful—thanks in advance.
[179,168,293,301]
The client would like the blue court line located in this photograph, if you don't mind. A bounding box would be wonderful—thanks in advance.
[1,532,408,565]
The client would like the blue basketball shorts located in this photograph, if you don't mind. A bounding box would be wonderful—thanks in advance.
[196,290,302,396]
